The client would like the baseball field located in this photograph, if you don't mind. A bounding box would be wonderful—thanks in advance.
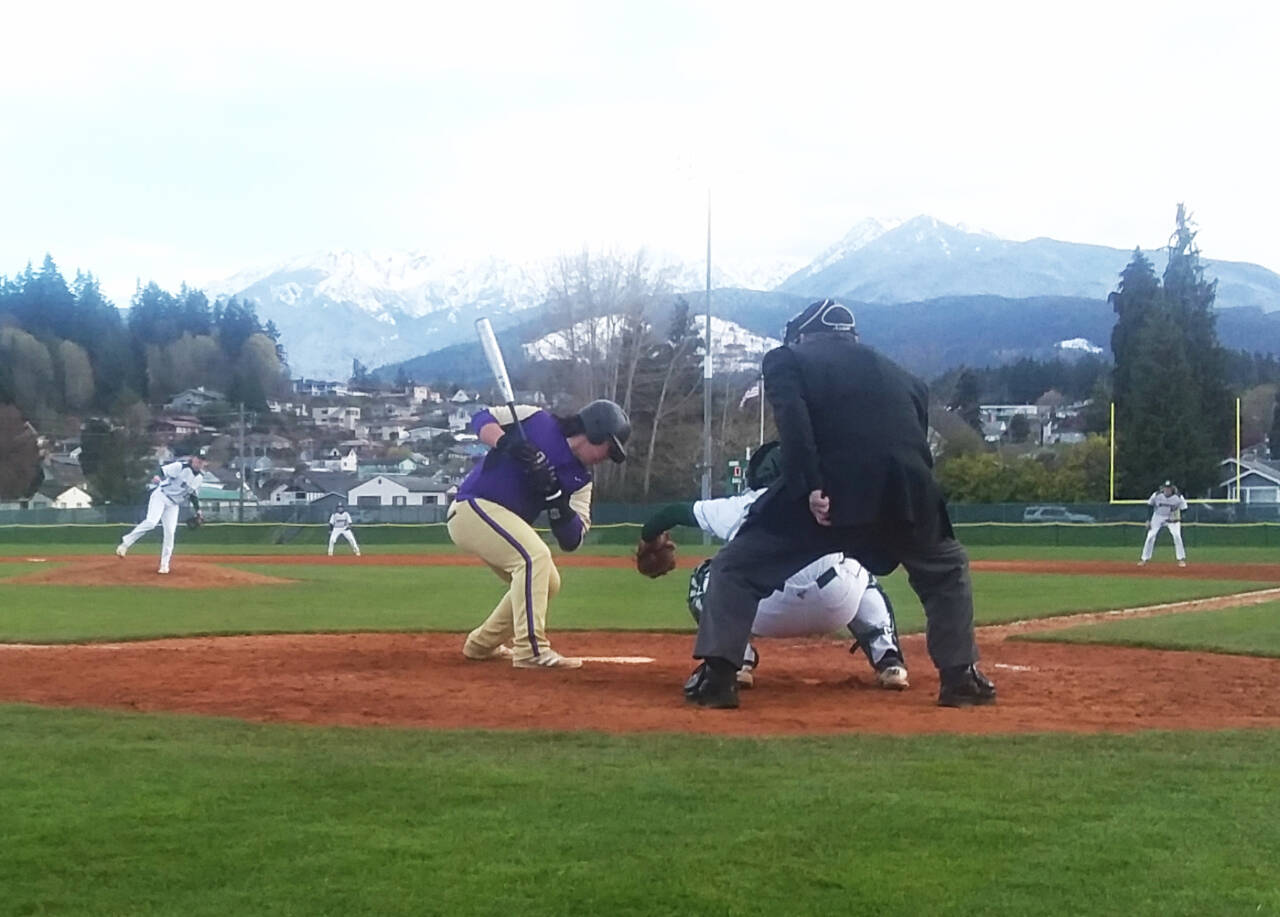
[2,530,1279,915]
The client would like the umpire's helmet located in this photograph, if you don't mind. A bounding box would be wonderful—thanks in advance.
[746,441,783,490]
[579,399,631,463]
[783,299,856,345]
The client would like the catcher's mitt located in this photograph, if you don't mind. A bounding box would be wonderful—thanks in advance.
[185,513,205,530]
[635,532,677,578]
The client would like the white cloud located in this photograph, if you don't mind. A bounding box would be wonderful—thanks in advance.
[1,0,1277,292]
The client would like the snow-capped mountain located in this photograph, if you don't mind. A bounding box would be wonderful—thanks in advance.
[1057,337,1104,355]
[525,315,779,373]
[210,217,1280,379]
[780,215,1280,311]
[207,250,547,378]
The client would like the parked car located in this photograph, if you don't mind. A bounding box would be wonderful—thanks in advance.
[1022,505,1097,524]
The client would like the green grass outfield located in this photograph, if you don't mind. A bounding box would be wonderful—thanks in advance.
[1,707,1277,916]
[0,559,1271,643]
[1020,601,1280,658]
[3,544,1279,915]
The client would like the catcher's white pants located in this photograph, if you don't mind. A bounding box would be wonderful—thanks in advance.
[1141,518,1186,561]
[328,528,360,555]
[121,489,180,570]
[752,560,898,664]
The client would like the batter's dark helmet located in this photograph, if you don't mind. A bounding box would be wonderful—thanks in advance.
[579,399,631,463]
[784,299,856,345]
[746,441,783,490]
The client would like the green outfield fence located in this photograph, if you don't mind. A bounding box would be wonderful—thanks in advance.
[3,519,1280,548]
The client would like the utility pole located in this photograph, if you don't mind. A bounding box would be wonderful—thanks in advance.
[701,188,713,505]
[237,402,246,523]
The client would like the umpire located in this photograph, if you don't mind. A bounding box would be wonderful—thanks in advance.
[684,299,995,709]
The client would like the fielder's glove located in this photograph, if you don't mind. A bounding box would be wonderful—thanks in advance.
[635,532,677,578]
[185,512,205,530]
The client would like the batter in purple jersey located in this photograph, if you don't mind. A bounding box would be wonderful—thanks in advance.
[448,399,631,669]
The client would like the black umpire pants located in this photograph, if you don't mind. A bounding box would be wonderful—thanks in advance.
[693,505,979,671]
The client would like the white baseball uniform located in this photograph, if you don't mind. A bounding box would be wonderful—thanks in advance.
[1141,489,1189,562]
[692,489,901,665]
[327,510,360,556]
[119,460,204,572]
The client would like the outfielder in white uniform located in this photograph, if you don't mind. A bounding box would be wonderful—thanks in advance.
[115,456,205,574]
[327,503,361,556]
[1139,480,1190,566]
[642,443,908,690]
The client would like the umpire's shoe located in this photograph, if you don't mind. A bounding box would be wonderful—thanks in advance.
[937,664,997,708]
[684,660,739,709]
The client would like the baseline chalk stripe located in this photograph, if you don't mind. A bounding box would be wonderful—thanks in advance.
[576,656,655,664]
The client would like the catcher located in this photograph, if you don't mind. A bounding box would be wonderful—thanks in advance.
[636,441,908,690]
[115,454,206,575]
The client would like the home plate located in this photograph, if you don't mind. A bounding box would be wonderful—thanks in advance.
[578,656,655,665]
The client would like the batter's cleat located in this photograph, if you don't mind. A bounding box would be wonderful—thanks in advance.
[875,658,910,691]
[115,544,127,559]
[937,664,996,708]
[684,661,739,709]
[736,665,755,688]
[463,641,515,662]
[512,649,583,669]
[1178,560,1188,567]
[1137,559,1148,566]
[157,567,170,575]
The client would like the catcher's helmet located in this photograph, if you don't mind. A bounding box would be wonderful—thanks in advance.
[578,399,631,463]
[746,441,783,490]
[783,299,856,345]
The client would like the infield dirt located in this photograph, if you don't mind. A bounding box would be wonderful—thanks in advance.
[2,555,1278,736]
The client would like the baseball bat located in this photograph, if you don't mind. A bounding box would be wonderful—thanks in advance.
[474,317,525,441]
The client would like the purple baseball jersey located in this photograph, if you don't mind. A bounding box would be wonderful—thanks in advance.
[455,409,593,525]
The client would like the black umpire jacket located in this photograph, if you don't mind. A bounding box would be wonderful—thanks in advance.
[756,332,949,535]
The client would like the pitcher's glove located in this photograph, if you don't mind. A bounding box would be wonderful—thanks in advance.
[186,512,205,530]
[635,533,677,578]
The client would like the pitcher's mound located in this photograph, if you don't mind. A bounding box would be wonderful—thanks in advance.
[10,558,294,589]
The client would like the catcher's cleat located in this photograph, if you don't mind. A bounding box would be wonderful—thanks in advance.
[875,658,910,691]
[115,544,127,559]
[736,666,755,688]
[512,649,583,670]
[937,664,996,708]
[463,641,515,662]
[684,661,739,709]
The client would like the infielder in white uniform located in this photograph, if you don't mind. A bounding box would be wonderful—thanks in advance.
[1139,479,1190,566]
[327,503,361,556]
[115,456,205,574]
[641,442,908,690]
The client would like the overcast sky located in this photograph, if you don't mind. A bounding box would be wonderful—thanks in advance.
[1,0,1276,305]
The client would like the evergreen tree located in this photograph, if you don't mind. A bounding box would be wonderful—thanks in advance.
[79,417,153,504]
[1117,307,1215,494]
[1269,398,1280,461]
[1109,247,1160,407]
[1162,204,1233,459]
[950,368,983,433]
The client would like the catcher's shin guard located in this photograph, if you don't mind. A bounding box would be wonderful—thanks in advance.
[687,558,712,624]
[848,579,904,668]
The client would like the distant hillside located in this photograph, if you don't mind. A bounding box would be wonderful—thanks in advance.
[374,291,1280,384]
[780,215,1280,313]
